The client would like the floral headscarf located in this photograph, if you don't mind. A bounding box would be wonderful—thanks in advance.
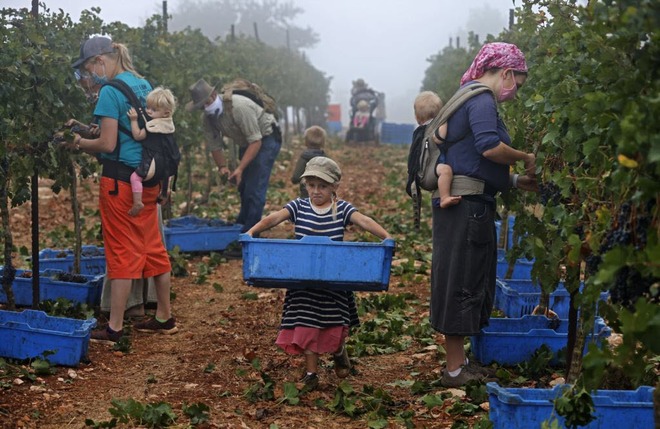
[460,42,528,85]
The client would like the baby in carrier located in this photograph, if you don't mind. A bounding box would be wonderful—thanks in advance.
[127,86,177,216]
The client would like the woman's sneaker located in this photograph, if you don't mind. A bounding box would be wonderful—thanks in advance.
[333,346,351,378]
[90,326,123,345]
[465,359,497,378]
[133,317,178,335]
[440,366,484,388]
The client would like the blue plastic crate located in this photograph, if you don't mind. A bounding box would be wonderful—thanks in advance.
[38,246,106,276]
[164,216,243,252]
[470,315,610,366]
[239,234,396,291]
[380,122,415,144]
[496,248,534,279]
[0,310,96,366]
[487,382,654,429]
[326,121,342,135]
[0,268,103,306]
[495,279,610,318]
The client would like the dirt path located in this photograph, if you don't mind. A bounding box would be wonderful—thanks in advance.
[1,143,474,428]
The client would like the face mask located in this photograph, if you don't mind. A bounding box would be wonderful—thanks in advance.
[90,63,108,86]
[498,70,517,102]
[204,96,223,115]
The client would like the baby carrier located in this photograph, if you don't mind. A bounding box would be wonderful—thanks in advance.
[101,79,181,199]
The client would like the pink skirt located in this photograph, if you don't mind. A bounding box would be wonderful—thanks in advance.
[276,326,349,355]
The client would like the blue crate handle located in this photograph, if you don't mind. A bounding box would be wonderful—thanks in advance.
[239,233,395,248]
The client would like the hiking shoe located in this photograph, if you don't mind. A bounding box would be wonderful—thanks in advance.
[299,373,319,392]
[333,346,351,378]
[465,359,497,378]
[133,317,178,335]
[90,326,123,345]
[440,367,485,388]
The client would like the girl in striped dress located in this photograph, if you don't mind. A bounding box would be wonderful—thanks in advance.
[246,157,391,390]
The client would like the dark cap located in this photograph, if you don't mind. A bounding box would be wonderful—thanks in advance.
[72,36,114,69]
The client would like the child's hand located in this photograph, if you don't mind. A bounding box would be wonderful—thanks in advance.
[127,107,138,121]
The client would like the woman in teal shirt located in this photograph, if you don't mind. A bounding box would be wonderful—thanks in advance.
[68,36,177,344]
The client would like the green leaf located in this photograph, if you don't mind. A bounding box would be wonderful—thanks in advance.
[420,393,445,408]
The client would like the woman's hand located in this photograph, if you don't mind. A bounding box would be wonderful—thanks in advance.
[516,174,538,193]
[523,153,536,177]
[88,124,100,137]
[53,129,81,150]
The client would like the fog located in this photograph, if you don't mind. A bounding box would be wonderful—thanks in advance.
[4,0,517,123]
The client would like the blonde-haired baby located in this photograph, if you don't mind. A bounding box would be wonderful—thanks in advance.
[413,91,458,208]
[127,86,177,216]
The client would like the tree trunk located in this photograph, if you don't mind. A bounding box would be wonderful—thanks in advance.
[31,170,40,308]
[654,379,659,429]
[69,161,81,274]
[284,106,289,144]
[566,307,586,384]
[182,145,193,216]
[0,158,16,310]
[565,263,580,374]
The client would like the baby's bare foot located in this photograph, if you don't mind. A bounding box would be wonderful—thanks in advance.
[439,196,462,208]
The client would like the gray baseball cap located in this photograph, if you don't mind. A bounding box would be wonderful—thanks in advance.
[72,36,114,69]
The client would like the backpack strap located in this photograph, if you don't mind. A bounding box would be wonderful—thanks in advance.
[424,83,494,150]
[221,87,234,119]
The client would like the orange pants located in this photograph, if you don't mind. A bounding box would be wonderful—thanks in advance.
[99,177,171,279]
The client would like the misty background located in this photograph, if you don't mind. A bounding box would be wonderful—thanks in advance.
[4,0,516,123]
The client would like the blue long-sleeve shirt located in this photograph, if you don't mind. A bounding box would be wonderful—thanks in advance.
[442,86,511,195]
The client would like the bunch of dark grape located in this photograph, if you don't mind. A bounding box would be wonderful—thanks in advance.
[585,254,601,275]
[599,202,633,253]
[54,272,88,283]
[81,247,103,257]
[539,182,562,206]
[610,266,658,309]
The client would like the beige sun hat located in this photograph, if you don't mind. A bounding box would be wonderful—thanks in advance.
[186,78,216,111]
[301,157,341,184]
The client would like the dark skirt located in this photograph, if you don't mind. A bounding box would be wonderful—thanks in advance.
[430,197,497,336]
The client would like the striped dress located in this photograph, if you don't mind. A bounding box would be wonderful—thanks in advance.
[279,198,360,332]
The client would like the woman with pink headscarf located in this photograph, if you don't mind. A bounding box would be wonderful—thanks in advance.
[428,42,538,387]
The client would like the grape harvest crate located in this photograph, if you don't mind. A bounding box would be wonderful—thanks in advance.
[470,315,611,366]
[38,245,106,276]
[0,268,104,306]
[494,279,610,319]
[239,235,396,291]
[0,310,96,367]
[163,216,243,252]
[487,382,654,429]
